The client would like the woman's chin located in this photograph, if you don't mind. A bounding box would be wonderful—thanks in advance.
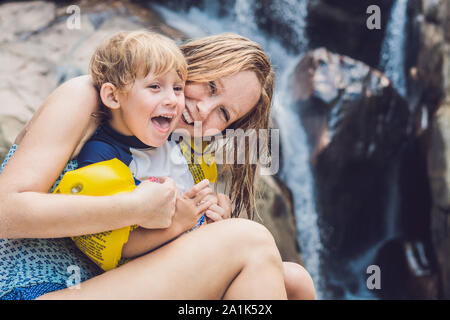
[175,120,195,137]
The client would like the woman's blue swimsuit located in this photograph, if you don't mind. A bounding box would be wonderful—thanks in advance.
[0,145,101,300]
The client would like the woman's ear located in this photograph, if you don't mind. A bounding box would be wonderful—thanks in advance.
[100,83,120,109]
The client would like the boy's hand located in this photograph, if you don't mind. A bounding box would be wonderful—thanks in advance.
[131,176,177,229]
[171,179,214,234]
[205,193,232,223]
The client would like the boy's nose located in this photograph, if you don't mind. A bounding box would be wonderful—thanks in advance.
[163,89,178,108]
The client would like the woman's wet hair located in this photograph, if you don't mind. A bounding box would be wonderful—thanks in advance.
[181,33,275,219]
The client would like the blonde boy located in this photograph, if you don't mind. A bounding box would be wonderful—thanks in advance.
[76,30,213,260]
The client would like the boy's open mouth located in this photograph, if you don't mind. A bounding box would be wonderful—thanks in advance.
[151,114,174,133]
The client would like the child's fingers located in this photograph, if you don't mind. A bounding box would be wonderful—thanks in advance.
[217,193,232,219]
[209,204,224,214]
[183,179,210,198]
[196,200,213,215]
[202,194,218,206]
[205,209,223,222]
[193,187,214,204]
[205,204,227,222]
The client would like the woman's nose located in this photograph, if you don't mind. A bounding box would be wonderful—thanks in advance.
[196,100,215,120]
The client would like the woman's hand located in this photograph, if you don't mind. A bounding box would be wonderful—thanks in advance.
[205,193,232,223]
[131,177,178,229]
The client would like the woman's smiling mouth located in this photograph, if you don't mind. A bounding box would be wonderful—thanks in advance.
[181,108,194,125]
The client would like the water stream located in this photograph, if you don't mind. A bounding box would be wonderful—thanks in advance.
[379,0,409,97]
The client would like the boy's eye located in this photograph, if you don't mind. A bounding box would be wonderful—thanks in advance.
[208,81,217,95]
[220,106,230,122]
[148,84,160,90]
[174,85,184,92]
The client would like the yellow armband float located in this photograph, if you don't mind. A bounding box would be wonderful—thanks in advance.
[54,141,218,272]
[53,159,137,271]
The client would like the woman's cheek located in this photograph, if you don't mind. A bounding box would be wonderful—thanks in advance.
[203,119,225,136]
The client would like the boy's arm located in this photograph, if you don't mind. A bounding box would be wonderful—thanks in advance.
[121,225,185,258]
[121,180,214,258]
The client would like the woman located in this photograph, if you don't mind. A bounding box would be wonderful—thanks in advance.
[0,33,315,299]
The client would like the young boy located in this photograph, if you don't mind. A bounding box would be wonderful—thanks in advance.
[76,30,215,260]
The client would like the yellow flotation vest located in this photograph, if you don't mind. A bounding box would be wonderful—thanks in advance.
[54,139,217,271]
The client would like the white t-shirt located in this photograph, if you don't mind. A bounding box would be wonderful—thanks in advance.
[129,140,195,193]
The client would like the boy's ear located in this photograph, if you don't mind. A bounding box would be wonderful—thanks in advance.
[100,83,121,109]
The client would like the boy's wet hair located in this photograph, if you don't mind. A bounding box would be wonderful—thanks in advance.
[90,30,187,122]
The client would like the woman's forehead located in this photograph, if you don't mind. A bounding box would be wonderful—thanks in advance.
[220,71,262,118]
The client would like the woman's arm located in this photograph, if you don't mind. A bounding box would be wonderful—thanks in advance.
[1,75,99,193]
[0,76,177,238]
[0,191,136,238]
[0,179,177,238]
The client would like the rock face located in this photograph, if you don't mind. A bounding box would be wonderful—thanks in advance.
[0,0,183,164]
[254,175,303,265]
[411,0,447,115]
[305,0,394,68]
[413,0,450,299]
[374,238,440,299]
[292,48,410,169]
[291,48,413,296]
[428,105,450,298]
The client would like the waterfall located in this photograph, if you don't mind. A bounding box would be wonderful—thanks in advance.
[379,0,409,97]
[151,0,324,298]
[274,57,324,298]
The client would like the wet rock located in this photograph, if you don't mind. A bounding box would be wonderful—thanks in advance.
[374,238,440,299]
[413,0,450,299]
[0,0,183,163]
[306,0,394,68]
[415,15,445,114]
[292,48,409,169]
[411,0,450,120]
[291,48,410,286]
[428,104,450,298]
[0,1,56,43]
[254,174,303,265]
[423,0,445,25]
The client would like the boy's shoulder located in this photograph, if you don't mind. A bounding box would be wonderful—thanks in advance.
[76,125,133,168]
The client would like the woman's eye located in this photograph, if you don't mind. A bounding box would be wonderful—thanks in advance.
[208,81,217,95]
[220,106,230,122]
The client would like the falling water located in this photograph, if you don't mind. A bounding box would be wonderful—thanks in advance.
[273,57,324,298]
[151,0,324,298]
[379,0,409,97]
